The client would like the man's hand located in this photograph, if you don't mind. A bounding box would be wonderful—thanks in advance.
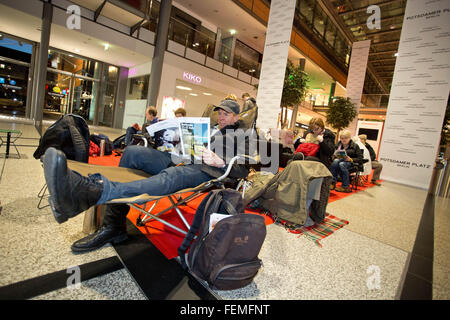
[316,134,324,143]
[132,123,141,131]
[202,148,225,168]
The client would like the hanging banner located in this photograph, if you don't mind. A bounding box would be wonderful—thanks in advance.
[255,0,297,130]
[346,40,371,135]
[378,0,450,189]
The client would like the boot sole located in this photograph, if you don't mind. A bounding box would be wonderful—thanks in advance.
[71,233,128,253]
[43,148,68,224]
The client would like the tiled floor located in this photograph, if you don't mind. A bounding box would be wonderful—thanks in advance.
[0,117,448,300]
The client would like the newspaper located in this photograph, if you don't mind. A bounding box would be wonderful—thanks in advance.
[146,117,210,160]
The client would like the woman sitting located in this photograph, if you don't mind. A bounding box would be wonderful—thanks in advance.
[330,130,362,193]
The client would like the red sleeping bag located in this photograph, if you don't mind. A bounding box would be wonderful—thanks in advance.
[295,142,319,157]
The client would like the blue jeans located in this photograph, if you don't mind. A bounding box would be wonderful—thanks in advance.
[124,127,139,145]
[96,145,211,204]
[330,159,353,188]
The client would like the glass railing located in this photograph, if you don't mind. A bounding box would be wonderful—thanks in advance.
[97,0,261,82]
[167,17,261,81]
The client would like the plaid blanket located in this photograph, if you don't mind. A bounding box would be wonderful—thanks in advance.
[270,213,349,248]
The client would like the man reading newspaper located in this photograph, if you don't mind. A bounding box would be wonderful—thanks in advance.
[42,99,252,253]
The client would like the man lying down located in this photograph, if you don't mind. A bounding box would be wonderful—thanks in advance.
[43,100,253,253]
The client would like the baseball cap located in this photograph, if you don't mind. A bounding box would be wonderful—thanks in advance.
[213,99,240,114]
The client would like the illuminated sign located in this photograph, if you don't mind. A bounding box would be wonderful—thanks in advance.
[182,71,202,84]
[53,86,61,93]
[0,77,4,84]
[9,80,16,86]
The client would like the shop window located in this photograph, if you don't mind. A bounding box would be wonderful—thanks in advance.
[126,75,149,100]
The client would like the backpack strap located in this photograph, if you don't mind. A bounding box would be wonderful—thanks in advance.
[178,191,217,270]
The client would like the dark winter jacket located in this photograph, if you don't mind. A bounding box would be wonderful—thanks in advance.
[201,120,252,179]
[365,142,377,161]
[335,140,363,163]
[33,114,90,163]
[303,128,336,169]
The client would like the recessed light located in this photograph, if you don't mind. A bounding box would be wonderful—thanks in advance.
[189,93,198,96]
[74,48,80,53]
[104,43,110,50]
[229,29,236,35]
[394,53,398,57]
[176,85,192,91]
[203,92,212,96]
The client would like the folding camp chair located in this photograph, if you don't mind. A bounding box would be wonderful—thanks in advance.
[66,155,245,236]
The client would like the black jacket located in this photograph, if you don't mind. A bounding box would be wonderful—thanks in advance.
[365,142,377,161]
[303,128,336,169]
[335,140,363,163]
[33,114,90,162]
[201,120,251,179]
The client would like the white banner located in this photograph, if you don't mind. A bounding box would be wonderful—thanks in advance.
[346,40,371,135]
[255,0,296,130]
[378,0,450,189]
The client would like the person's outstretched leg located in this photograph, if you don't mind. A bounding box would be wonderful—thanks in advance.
[43,147,211,223]
[44,147,104,223]
[71,204,129,253]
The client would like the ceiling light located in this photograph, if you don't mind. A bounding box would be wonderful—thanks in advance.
[189,93,198,96]
[176,85,192,91]
[104,43,110,51]
[394,52,398,57]
[74,48,80,53]
[229,29,236,35]
[203,92,212,96]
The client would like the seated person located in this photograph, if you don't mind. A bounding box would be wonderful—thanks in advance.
[330,130,362,193]
[124,106,158,145]
[359,134,382,186]
[43,99,251,253]
[295,132,320,157]
[300,117,335,169]
[174,107,186,117]
[241,92,257,113]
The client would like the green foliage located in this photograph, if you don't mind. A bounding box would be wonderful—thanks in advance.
[326,96,357,132]
[253,59,309,107]
[281,60,309,107]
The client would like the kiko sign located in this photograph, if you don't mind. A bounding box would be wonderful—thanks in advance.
[183,72,202,84]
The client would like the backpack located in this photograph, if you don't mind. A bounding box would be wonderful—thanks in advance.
[178,189,266,290]
[33,114,90,163]
[90,134,113,155]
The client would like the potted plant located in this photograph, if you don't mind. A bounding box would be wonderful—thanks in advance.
[325,96,357,142]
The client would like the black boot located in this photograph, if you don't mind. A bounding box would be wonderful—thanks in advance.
[71,204,129,253]
[43,147,103,224]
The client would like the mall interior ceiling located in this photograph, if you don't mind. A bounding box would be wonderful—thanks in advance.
[326,0,406,95]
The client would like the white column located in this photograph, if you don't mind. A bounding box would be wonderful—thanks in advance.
[255,0,296,131]
[345,40,371,135]
[378,0,450,189]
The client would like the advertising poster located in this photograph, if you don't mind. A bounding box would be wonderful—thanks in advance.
[378,0,450,189]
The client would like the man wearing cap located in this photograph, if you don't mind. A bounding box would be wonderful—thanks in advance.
[42,99,250,252]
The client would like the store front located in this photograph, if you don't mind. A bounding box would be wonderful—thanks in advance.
[0,32,120,127]
[172,79,228,117]
[0,34,33,118]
